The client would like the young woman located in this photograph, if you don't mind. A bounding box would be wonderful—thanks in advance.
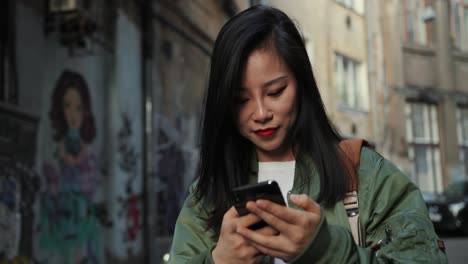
[169,5,447,264]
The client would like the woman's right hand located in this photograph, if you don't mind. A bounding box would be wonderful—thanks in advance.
[212,206,276,264]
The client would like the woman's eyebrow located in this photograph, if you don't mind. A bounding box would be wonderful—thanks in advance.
[262,76,288,89]
[240,75,288,91]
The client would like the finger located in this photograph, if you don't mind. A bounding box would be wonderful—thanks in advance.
[248,200,319,238]
[236,225,286,254]
[256,226,278,236]
[247,200,297,225]
[289,194,321,213]
[250,241,288,261]
[223,206,239,220]
[238,213,263,228]
[247,237,289,261]
[238,243,263,261]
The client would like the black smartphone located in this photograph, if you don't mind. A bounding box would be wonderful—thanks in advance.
[232,180,286,229]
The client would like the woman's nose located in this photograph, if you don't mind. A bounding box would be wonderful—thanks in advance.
[253,99,272,123]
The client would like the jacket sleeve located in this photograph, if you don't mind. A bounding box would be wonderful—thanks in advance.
[290,148,448,263]
[168,184,217,264]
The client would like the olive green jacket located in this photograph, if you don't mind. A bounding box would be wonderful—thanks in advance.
[169,147,448,263]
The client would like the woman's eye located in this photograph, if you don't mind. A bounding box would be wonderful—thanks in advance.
[268,86,286,97]
[235,97,249,104]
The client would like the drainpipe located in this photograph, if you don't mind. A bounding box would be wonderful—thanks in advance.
[366,0,379,147]
[141,0,153,262]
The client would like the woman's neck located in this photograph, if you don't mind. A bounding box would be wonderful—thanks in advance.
[256,147,295,162]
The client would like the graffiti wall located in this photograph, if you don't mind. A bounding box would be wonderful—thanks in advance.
[116,113,142,245]
[0,96,40,262]
[153,114,199,235]
[35,70,107,263]
[33,65,143,263]
[4,0,238,263]
[0,173,21,261]
[8,0,146,260]
[149,5,215,259]
[105,9,144,260]
[0,160,40,262]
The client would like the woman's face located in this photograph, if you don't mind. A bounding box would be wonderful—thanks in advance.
[63,87,84,130]
[236,49,298,162]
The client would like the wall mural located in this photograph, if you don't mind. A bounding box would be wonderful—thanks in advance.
[153,114,198,236]
[155,128,185,236]
[0,171,21,261]
[36,70,109,263]
[0,160,39,262]
[116,113,141,248]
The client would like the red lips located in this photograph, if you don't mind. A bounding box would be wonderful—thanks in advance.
[254,127,278,137]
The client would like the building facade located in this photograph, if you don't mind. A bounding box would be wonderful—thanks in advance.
[383,0,468,193]
[0,0,250,263]
[263,0,377,144]
[263,0,468,193]
[2,0,466,263]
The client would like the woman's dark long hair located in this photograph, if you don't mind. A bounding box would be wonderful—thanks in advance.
[194,5,348,238]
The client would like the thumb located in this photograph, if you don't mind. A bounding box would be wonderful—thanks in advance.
[290,194,321,213]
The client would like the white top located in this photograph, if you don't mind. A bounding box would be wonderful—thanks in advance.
[258,160,296,205]
[258,160,296,264]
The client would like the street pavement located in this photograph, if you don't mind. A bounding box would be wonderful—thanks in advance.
[439,232,468,264]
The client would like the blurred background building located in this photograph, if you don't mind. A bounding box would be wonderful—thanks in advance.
[263,0,468,195]
[0,0,466,263]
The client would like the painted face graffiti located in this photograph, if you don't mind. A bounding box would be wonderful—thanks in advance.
[63,87,84,131]
[37,70,103,263]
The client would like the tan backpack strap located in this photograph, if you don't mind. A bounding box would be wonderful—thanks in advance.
[344,191,361,245]
[339,139,366,192]
[339,139,367,246]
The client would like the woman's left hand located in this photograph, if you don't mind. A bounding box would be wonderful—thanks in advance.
[236,194,321,261]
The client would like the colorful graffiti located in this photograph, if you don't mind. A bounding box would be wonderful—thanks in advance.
[0,255,29,264]
[117,113,142,244]
[0,160,40,262]
[155,132,185,235]
[153,114,199,236]
[36,70,106,263]
[0,175,20,261]
[117,193,141,242]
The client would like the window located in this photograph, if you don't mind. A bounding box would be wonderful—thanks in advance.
[406,102,443,193]
[337,0,354,9]
[450,0,468,50]
[335,53,369,110]
[402,0,428,45]
[456,106,468,177]
[336,0,364,14]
